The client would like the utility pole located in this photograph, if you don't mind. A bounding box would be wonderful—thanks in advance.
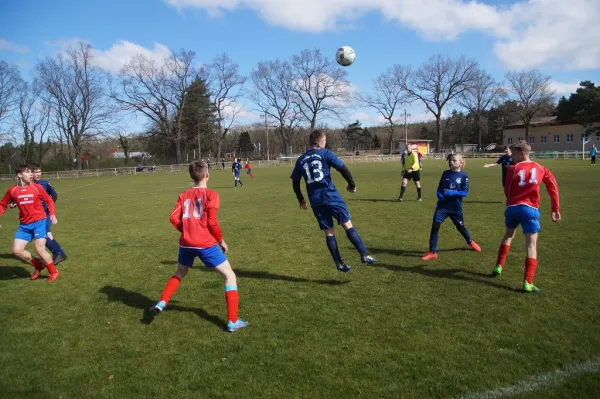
[403,109,411,151]
[261,110,270,162]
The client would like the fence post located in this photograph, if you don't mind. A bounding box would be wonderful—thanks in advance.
[75,170,79,178]
[170,165,173,172]
[56,171,59,179]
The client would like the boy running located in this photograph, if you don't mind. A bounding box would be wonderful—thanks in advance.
[0,164,59,282]
[245,160,255,179]
[421,154,481,260]
[150,160,248,332]
[492,141,561,292]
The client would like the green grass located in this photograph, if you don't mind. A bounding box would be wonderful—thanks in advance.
[0,159,599,398]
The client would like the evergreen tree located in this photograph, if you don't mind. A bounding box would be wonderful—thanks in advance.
[236,131,254,156]
[181,77,215,158]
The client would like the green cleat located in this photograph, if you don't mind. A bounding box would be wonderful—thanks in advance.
[492,265,503,277]
[523,281,541,293]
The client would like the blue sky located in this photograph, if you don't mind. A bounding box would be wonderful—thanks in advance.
[1,0,599,129]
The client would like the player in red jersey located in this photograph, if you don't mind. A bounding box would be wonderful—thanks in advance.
[245,160,255,179]
[0,164,59,282]
[492,141,561,292]
[149,160,248,332]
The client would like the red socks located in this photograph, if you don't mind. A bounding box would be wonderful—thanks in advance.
[496,244,510,267]
[225,289,239,323]
[159,276,182,305]
[524,258,538,284]
[45,261,57,274]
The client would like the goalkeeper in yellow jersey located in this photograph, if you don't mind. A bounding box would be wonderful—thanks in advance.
[396,146,422,202]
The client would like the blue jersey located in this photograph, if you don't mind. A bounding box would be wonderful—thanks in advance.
[290,149,346,207]
[232,162,242,173]
[36,179,57,215]
[436,170,469,213]
[591,147,597,157]
[496,155,514,185]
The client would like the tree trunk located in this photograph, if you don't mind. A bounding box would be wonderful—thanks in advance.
[435,116,442,152]
[525,124,530,138]
[475,113,481,151]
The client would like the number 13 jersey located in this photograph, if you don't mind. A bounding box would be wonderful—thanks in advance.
[290,149,346,207]
[504,161,560,212]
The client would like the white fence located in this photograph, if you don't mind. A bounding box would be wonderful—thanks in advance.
[0,151,590,181]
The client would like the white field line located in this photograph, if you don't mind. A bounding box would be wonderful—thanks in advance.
[459,359,600,399]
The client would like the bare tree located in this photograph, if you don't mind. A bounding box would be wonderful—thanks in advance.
[37,42,114,169]
[0,60,25,125]
[504,69,555,137]
[457,69,504,150]
[250,59,301,156]
[206,53,246,161]
[290,49,352,130]
[112,49,198,164]
[399,55,478,151]
[358,65,410,152]
[18,80,51,162]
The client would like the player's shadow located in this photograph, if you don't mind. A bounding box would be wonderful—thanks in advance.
[0,253,17,259]
[367,263,519,292]
[0,266,31,280]
[368,247,472,258]
[160,260,178,265]
[163,263,348,285]
[463,200,503,204]
[98,286,226,328]
[234,269,349,286]
[349,198,399,203]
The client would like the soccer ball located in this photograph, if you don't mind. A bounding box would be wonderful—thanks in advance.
[336,46,355,67]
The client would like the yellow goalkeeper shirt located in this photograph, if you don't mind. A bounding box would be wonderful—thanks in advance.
[402,151,420,172]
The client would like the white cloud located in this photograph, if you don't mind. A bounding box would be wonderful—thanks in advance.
[90,40,172,73]
[549,80,581,95]
[165,0,600,71]
[495,0,600,71]
[0,38,30,53]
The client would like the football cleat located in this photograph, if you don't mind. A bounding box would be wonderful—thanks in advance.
[336,262,351,272]
[421,252,438,261]
[227,318,249,332]
[361,254,376,264]
[417,198,423,202]
[492,265,503,277]
[395,197,404,202]
[523,281,541,293]
[53,252,67,265]
[48,272,59,283]
[470,241,482,252]
[149,300,166,316]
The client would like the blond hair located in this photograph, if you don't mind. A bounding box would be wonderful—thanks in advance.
[510,140,531,155]
[451,153,465,168]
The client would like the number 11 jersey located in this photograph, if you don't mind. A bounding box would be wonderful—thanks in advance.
[170,187,221,248]
[290,149,346,207]
[504,161,560,212]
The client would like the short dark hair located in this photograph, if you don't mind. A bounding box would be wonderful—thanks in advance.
[188,160,208,182]
[309,130,325,146]
[16,164,31,175]
[30,162,41,170]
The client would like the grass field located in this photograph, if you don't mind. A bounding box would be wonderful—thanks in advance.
[0,159,599,398]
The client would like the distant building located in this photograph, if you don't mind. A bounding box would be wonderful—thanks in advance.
[503,117,600,151]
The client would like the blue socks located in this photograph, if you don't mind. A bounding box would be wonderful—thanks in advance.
[325,236,342,263]
[46,238,65,256]
[345,227,367,255]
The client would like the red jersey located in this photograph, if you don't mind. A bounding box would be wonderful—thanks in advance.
[0,183,56,224]
[169,187,223,248]
[504,161,560,212]
[245,163,252,169]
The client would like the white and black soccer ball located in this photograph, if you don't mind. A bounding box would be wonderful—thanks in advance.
[336,46,355,67]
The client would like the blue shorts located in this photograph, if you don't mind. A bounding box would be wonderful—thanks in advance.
[505,205,541,234]
[178,244,227,268]
[313,203,351,230]
[15,219,47,242]
[433,208,464,226]
[234,171,240,177]
[246,169,252,174]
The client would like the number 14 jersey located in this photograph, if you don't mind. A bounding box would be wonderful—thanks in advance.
[504,161,560,212]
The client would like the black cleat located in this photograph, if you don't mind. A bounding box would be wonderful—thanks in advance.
[53,252,67,265]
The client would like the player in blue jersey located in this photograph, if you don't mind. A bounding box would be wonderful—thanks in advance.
[231,158,244,187]
[484,146,515,187]
[290,130,376,272]
[30,163,67,265]
[421,154,481,260]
